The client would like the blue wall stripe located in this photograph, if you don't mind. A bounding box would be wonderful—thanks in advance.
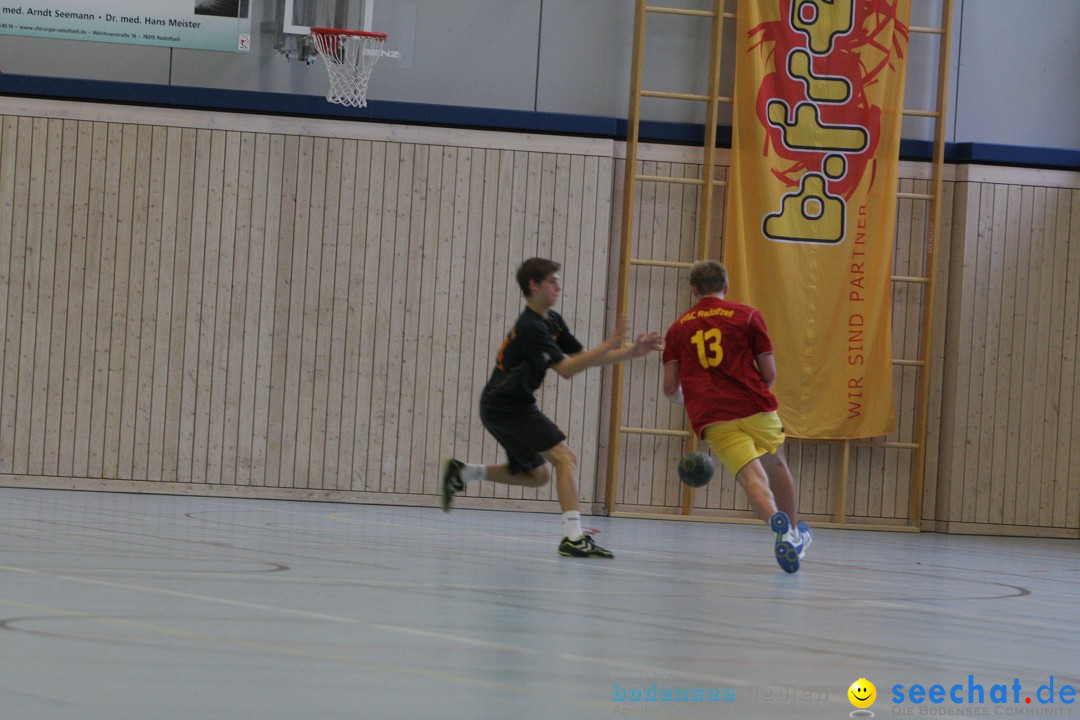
[0,74,1077,171]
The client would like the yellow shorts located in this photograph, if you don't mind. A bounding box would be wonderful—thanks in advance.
[702,411,786,476]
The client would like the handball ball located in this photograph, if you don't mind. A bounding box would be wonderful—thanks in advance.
[678,451,714,488]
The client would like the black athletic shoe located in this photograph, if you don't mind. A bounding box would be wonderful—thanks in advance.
[558,533,614,559]
[439,458,466,512]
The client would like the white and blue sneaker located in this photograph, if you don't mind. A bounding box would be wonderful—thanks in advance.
[769,511,800,574]
[794,521,812,560]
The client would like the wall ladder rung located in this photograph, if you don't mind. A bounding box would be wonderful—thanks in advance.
[629,259,694,269]
[636,174,705,185]
[620,427,694,438]
[646,6,715,17]
[850,441,920,450]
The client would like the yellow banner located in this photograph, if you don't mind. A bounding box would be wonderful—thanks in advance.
[724,0,910,439]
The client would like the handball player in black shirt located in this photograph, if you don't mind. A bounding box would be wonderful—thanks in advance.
[441,258,662,558]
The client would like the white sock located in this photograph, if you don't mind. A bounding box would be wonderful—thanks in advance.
[461,464,485,483]
[562,511,583,541]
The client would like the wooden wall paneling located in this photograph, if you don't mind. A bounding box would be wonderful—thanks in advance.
[236,133,265,487]
[367,140,397,492]
[406,143,440,496]
[1027,188,1057,527]
[268,134,300,489]
[533,142,559,499]
[258,133,287,490]
[100,122,133,478]
[986,185,1022,524]
[565,154,592,502]
[390,142,419,496]
[72,122,107,479]
[321,137,349,492]
[423,146,455,495]
[623,162,653,508]
[190,129,225,486]
[1007,185,1038,525]
[970,184,1006,523]
[113,124,146,480]
[1051,188,1077,529]
[583,155,612,506]
[356,142,390,496]
[3,117,33,474]
[1067,188,1080,532]
[224,132,255,487]
[640,163,670,509]
[297,135,327,491]
[440,146,470,495]
[4,102,1080,534]
[44,119,77,478]
[133,126,165,481]
[214,131,247,487]
[545,154,571,502]
[28,118,60,476]
[921,180,954,524]
[934,180,969,524]
[460,150,486,490]
[0,117,15,476]
[672,164,698,510]
[998,186,1031,525]
[468,149,498,497]
[289,135,317,490]
[360,140,391,493]
[356,136,386,490]
[884,178,914,519]
[61,119,88,478]
[960,182,992,523]
[173,128,207,484]
[958,182,992,522]
[480,149,510,500]
[149,127,181,483]
[1041,188,1071,527]
[343,140,374,492]
[92,123,126,479]
[500,151,529,502]
[462,145,486,485]
[308,136,337,491]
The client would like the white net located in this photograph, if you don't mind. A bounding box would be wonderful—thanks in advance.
[311,30,386,108]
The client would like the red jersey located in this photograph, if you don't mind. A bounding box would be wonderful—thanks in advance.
[663,295,778,435]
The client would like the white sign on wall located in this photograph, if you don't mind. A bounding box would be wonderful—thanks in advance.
[0,0,251,52]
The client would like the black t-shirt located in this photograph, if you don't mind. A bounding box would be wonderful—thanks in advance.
[480,307,584,409]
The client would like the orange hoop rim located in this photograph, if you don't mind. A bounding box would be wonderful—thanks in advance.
[310,27,387,41]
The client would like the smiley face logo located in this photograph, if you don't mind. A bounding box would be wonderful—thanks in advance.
[847,678,876,708]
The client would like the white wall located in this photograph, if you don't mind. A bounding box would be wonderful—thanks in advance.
[0,0,1075,152]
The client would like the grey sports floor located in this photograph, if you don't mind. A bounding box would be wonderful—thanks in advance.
[0,488,1077,720]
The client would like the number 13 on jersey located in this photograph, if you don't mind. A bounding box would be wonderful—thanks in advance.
[691,328,724,368]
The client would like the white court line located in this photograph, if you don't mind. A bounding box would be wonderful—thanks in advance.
[0,561,775,693]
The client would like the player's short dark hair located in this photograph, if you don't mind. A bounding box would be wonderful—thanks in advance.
[516,258,561,297]
[689,260,728,295]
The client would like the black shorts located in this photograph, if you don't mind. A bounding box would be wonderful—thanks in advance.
[479,402,566,474]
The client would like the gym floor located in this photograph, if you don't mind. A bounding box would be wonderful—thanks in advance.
[0,488,1076,720]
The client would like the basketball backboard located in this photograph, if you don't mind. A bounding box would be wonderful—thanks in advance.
[276,0,374,63]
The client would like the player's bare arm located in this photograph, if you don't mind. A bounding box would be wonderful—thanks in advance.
[663,360,683,404]
[755,351,777,388]
[552,316,661,379]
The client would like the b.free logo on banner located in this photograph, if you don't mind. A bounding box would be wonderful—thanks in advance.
[724,0,910,439]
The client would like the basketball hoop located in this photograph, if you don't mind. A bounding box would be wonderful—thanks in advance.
[310,27,387,108]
